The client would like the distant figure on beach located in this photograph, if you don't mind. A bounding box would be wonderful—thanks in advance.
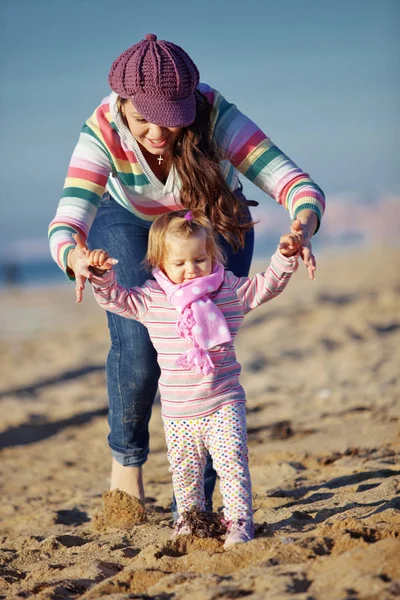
[2,262,19,286]
[48,33,324,515]
[81,209,300,546]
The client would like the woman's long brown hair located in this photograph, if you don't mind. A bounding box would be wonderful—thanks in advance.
[172,91,255,252]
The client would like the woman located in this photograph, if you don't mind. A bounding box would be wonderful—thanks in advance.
[49,33,325,511]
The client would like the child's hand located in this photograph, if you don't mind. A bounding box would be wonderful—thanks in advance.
[278,230,301,258]
[278,219,317,279]
[85,248,118,274]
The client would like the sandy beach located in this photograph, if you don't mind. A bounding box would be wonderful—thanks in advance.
[0,246,399,600]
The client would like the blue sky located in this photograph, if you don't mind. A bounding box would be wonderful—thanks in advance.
[0,0,399,254]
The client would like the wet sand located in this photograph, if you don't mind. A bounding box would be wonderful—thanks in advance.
[0,247,399,599]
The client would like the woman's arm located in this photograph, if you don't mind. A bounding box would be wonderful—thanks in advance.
[200,84,324,278]
[296,209,318,237]
[201,84,325,226]
[48,102,112,280]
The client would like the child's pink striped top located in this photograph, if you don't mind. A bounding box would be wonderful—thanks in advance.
[90,250,298,420]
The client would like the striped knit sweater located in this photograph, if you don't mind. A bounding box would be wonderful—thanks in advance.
[48,84,325,279]
[90,250,298,420]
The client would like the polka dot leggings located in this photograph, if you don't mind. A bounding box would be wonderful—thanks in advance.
[163,403,252,521]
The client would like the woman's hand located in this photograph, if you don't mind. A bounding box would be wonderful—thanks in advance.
[289,218,317,280]
[68,234,117,303]
[67,234,91,303]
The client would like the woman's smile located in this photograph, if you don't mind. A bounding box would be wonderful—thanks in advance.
[146,137,168,148]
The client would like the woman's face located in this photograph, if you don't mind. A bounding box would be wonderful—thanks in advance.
[121,100,182,156]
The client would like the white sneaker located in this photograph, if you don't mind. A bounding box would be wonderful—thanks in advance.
[224,519,254,548]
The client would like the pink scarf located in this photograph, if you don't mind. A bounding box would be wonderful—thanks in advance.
[152,264,232,375]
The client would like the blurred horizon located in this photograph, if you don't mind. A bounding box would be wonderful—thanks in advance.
[0,191,397,288]
[0,0,399,271]
[0,192,397,261]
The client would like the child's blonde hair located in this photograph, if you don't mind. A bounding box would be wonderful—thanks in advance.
[146,210,225,270]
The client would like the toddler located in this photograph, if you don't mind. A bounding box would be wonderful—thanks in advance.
[82,209,299,548]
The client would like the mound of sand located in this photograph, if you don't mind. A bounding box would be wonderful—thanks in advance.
[92,490,146,531]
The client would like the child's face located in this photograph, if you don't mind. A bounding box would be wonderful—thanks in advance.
[163,231,213,284]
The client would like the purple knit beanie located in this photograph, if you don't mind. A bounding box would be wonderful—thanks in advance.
[108,34,200,128]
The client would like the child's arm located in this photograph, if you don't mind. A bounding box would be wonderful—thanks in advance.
[84,247,151,322]
[233,225,300,313]
[89,269,151,322]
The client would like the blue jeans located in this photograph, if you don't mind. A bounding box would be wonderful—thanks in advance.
[88,192,254,509]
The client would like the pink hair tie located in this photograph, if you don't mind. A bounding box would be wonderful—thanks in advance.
[184,211,193,221]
